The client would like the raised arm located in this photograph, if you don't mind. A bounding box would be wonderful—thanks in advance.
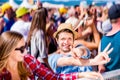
[57,43,113,66]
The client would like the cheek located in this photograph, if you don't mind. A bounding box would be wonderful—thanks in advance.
[13,53,24,62]
[57,40,63,46]
[70,41,73,45]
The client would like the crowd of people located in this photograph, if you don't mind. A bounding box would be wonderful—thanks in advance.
[0,0,120,80]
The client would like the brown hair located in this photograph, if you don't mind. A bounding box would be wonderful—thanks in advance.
[27,7,48,46]
[0,31,30,80]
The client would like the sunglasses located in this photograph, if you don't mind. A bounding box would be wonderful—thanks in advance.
[15,44,27,53]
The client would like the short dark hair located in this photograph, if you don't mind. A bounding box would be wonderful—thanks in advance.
[74,5,79,9]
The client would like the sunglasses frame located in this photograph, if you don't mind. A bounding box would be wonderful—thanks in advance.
[15,43,27,53]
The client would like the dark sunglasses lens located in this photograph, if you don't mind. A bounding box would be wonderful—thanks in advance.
[20,49,24,53]
[20,46,26,53]
[15,46,26,53]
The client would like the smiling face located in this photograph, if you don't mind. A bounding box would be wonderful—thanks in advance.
[57,31,74,53]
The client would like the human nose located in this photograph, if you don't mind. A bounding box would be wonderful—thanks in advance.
[24,48,28,54]
[64,39,69,44]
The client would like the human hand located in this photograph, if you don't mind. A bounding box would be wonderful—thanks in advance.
[78,72,104,80]
[98,65,106,73]
[70,46,87,59]
[92,43,113,65]
[84,16,94,27]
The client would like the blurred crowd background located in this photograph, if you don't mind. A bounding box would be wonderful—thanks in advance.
[0,0,120,79]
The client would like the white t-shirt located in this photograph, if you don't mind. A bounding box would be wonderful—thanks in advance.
[10,20,31,41]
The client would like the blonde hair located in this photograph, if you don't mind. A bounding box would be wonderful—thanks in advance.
[0,31,30,80]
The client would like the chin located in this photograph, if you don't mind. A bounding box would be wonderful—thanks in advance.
[63,49,70,52]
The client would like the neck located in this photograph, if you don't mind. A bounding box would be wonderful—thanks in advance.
[59,50,71,55]
[7,58,20,80]
[106,22,120,36]
[4,14,9,20]
[7,58,18,71]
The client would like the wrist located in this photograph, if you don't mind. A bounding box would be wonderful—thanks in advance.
[89,59,95,65]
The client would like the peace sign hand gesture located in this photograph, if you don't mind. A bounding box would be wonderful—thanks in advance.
[91,43,113,65]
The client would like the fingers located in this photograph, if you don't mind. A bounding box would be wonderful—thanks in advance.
[103,43,111,52]
[102,42,113,55]
[95,53,111,65]
[107,47,113,55]
[90,72,103,80]
[98,40,101,53]
[98,73,104,80]
[73,48,81,58]
[73,47,86,58]
[82,72,103,80]
[85,75,99,79]
[102,53,109,59]
[78,46,86,50]
[70,46,78,58]
[101,53,111,62]
[99,60,110,65]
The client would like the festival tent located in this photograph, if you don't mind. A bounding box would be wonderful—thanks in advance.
[1,0,119,7]
[42,2,64,8]
[9,0,19,9]
[20,0,33,8]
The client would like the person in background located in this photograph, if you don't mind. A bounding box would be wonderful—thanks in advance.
[29,0,42,21]
[56,7,67,26]
[0,6,5,34]
[27,7,50,68]
[74,5,80,19]
[74,12,100,57]
[73,3,101,64]
[0,31,106,80]
[65,6,79,29]
[98,4,120,73]
[10,7,30,41]
[29,7,37,21]
[46,17,57,54]
[0,17,5,34]
[1,3,15,33]
[0,6,2,16]
[96,6,112,35]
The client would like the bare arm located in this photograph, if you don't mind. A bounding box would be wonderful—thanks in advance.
[78,72,104,80]
[57,43,113,67]
[74,17,101,50]
[78,25,100,50]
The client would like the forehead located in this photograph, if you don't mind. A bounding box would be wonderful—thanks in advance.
[16,38,25,47]
[57,32,73,39]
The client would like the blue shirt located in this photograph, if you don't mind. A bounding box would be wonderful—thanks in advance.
[48,45,92,74]
[3,17,15,32]
[101,31,120,71]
